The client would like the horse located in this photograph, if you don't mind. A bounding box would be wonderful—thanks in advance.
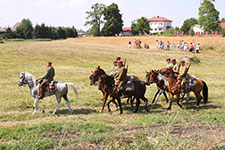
[18,72,78,115]
[98,74,150,114]
[89,66,136,112]
[146,70,169,104]
[159,68,208,110]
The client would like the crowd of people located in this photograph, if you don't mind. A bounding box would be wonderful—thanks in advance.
[156,40,201,53]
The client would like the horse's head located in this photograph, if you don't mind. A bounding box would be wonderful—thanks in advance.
[18,72,27,86]
[89,66,106,85]
[159,68,173,77]
[146,70,159,83]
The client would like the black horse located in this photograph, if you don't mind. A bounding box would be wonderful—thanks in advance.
[98,74,150,114]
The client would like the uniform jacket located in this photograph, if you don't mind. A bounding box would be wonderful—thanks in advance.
[43,66,55,83]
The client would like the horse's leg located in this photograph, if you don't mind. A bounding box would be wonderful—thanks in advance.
[186,92,190,103]
[167,93,173,110]
[152,89,160,104]
[141,96,150,113]
[117,98,123,115]
[175,94,183,109]
[107,98,114,113]
[163,91,169,103]
[127,97,130,104]
[180,93,185,102]
[112,99,118,108]
[63,95,72,114]
[154,89,163,104]
[33,98,44,115]
[101,92,108,112]
[134,98,140,113]
[53,96,62,114]
[194,91,202,111]
[131,96,135,107]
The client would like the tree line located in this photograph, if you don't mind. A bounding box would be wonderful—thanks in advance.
[3,19,78,39]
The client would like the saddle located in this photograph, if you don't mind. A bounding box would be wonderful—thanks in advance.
[125,76,135,92]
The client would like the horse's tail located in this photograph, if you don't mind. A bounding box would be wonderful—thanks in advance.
[66,82,78,97]
[202,80,208,104]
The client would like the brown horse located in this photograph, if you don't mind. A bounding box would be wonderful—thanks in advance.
[98,74,150,114]
[159,68,208,110]
[146,70,169,104]
[89,66,136,112]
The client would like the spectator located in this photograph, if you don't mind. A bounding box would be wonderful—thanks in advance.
[193,41,196,51]
[196,43,200,53]
[128,41,131,48]
[189,43,194,52]
[177,41,181,50]
[172,43,175,50]
[181,40,184,49]
[155,40,158,49]
[133,39,136,48]
[166,41,170,50]
[184,42,188,52]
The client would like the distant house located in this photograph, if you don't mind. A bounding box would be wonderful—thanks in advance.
[221,22,225,29]
[12,22,21,31]
[192,24,204,35]
[120,27,133,36]
[148,16,172,34]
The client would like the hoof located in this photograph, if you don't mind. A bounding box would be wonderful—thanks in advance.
[42,110,45,113]
[133,111,137,113]
[167,107,171,110]
[69,110,73,114]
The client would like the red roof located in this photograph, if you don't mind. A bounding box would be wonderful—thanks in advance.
[122,27,132,31]
[221,22,225,29]
[148,16,172,22]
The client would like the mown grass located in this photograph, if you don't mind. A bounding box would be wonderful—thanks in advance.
[0,36,225,149]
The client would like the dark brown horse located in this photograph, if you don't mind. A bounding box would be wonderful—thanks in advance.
[89,66,136,112]
[159,68,208,110]
[98,74,150,114]
[146,70,169,104]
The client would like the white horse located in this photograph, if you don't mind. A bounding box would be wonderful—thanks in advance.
[18,72,78,115]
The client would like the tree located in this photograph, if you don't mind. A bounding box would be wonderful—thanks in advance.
[198,0,221,31]
[3,27,14,39]
[33,24,42,38]
[65,26,78,38]
[101,3,123,36]
[15,19,33,39]
[131,17,150,35]
[84,3,106,36]
[57,27,67,39]
[181,18,197,34]
[189,28,195,36]
[221,18,225,23]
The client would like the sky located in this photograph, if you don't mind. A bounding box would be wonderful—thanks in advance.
[0,0,225,30]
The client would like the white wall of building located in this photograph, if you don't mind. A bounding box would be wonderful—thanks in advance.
[149,22,172,33]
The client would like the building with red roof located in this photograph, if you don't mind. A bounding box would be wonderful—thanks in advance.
[148,16,172,34]
[221,22,225,29]
[120,27,133,36]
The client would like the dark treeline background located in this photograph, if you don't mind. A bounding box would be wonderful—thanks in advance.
[3,19,78,40]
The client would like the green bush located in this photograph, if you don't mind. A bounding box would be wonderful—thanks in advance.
[222,29,225,37]
[192,56,200,64]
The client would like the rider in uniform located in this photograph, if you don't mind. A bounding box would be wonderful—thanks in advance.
[172,59,180,75]
[39,62,55,99]
[177,60,188,90]
[166,58,173,68]
[114,61,128,98]
[110,61,119,77]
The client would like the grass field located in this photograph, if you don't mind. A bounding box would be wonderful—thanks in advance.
[0,36,225,149]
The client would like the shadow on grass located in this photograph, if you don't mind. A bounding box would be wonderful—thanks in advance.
[180,98,221,110]
[50,108,98,115]
[122,104,165,114]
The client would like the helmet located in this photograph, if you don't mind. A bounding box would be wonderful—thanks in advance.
[116,57,121,61]
[47,62,52,65]
[166,58,171,61]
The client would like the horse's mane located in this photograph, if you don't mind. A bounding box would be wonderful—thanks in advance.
[24,72,38,86]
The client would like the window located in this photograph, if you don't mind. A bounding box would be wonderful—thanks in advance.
[155,28,157,31]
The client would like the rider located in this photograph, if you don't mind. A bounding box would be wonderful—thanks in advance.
[172,59,180,75]
[114,61,128,98]
[39,62,55,99]
[166,58,173,68]
[177,60,188,89]
[110,61,119,77]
